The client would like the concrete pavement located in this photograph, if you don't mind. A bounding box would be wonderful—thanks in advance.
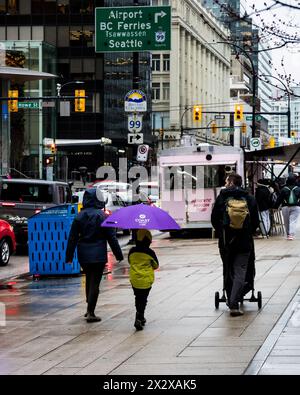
[0,232,300,375]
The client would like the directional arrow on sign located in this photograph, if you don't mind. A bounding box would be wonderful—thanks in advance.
[128,133,143,144]
[155,10,167,23]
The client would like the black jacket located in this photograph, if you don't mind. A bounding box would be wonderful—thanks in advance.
[274,184,300,208]
[255,184,272,211]
[65,189,124,264]
[211,187,260,253]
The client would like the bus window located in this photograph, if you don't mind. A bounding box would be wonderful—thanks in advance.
[163,165,234,190]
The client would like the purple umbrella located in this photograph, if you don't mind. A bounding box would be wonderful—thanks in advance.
[101,203,180,230]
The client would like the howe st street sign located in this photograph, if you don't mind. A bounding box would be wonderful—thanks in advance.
[95,6,171,52]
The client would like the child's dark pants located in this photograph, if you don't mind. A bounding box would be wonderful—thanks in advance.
[132,287,151,317]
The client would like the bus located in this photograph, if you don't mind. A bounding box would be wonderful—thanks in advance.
[158,144,244,233]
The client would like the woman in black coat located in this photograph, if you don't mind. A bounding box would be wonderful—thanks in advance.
[66,188,123,322]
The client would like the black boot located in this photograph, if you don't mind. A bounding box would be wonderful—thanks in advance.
[86,312,101,323]
[140,312,146,326]
[134,313,143,331]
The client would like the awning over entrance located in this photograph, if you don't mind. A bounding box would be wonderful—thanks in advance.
[0,66,57,82]
[245,143,300,163]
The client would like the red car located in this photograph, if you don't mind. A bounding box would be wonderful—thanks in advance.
[0,219,16,266]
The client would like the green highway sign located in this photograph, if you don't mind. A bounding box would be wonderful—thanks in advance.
[95,6,171,52]
[246,115,262,121]
[222,128,234,132]
[18,102,40,109]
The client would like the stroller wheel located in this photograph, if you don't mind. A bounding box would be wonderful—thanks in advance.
[215,291,220,309]
[257,291,262,309]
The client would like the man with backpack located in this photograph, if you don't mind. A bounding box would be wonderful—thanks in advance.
[211,173,260,317]
[274,174,300,240]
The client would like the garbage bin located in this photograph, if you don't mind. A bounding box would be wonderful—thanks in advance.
[28,204,80,276]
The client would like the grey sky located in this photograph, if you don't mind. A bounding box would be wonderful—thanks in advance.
[246,0,300,84]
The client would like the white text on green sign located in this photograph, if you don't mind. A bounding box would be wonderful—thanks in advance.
[18,102,40,109]
[95,6,171,52]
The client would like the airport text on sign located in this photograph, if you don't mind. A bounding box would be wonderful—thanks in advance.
[95,6,171,52]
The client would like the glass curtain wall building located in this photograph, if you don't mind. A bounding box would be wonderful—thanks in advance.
[0,0,152,180]
[0,40,56,178]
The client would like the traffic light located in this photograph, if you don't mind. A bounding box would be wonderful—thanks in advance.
[50,143,56,154]
[241,123,247,134]
[269,136,275,148]
[46,157,54,166]
[193,105,202,122]
[291,131,297,138]
[211,122,217,134]
[234,104,243,121]
[75,89,85,112]
[8,90,18,112]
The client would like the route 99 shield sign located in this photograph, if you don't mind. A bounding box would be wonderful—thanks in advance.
[136,144,149,162]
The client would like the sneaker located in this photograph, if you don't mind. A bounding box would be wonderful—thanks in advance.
[86,312,101,323]
[288,235,294,240]
[230,309,244,317]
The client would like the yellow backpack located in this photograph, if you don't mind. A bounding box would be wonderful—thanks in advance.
[225,198,249,230]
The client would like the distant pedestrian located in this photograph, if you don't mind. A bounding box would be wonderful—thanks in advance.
[274,174,300,240]
[255,179,273,235]
[211,173,260,317]
[66,188,123,322]
[128,229,159,330]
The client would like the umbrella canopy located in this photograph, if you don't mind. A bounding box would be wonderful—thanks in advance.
[101,203,180,230]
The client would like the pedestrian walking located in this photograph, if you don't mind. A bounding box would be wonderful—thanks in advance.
[211,173,260,317]
[274,174,300,240]
[255,179,273,235]
[128,229,159,330]
[66,188,123,322]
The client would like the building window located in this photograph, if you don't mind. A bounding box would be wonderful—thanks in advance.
[152,82,160,100]
[152,54,160,71]
[163,54,170,71]
[70,28,94,48]
[162,82,170,100]
[57,0,69,14]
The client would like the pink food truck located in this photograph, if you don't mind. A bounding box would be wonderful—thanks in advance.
[158,144,244,234]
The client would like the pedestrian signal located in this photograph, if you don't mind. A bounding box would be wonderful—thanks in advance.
[291,131,297,138]
[193,105,202,122]
[234,104,243,121]
[75,90,85,112]
[46,157,54,166]
[241,123,247,134]
[8,90,18,112]
[50,143,56,154]
[211,122,217,134]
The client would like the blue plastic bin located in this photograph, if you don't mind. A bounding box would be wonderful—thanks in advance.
[28,204,80,275]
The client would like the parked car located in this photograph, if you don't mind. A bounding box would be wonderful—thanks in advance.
[139,181,159,206]
[0,219,16,266]
[0,179,72,246]
[72,189,130,235]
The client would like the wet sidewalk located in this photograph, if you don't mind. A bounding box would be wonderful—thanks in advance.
[0,232,300,375]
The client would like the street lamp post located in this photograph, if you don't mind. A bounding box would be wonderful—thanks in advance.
[217,42,257,138]
[52,80,84,180]
[260,74,291,138]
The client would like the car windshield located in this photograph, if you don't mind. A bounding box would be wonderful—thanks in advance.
[0,182,53,203]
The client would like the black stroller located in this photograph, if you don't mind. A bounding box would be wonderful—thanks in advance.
[214,248,262,309]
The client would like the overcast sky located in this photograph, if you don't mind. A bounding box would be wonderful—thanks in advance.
[246,0,300,85]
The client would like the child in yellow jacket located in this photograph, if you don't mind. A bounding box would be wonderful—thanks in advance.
[128,229,159,331]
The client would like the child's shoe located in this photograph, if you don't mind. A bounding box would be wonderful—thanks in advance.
[134,313,143,331]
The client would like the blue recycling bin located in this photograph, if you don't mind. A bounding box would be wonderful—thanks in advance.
[28,204,80,276]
